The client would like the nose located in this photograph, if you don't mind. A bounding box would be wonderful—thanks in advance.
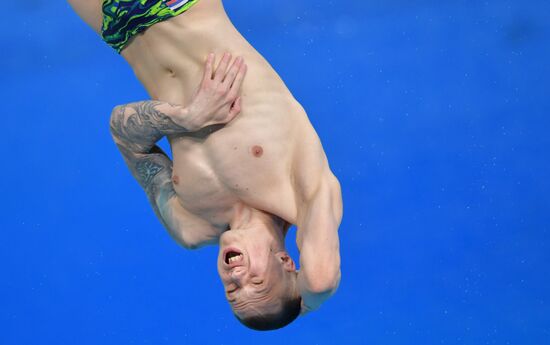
[229,267,246,284]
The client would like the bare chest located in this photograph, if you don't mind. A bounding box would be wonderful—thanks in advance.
[169,112,298,226]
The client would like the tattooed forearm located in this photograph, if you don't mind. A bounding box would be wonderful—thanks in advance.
[109,101,189,154]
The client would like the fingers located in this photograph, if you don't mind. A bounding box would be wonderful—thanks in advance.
[227,97,242,120]
[202,53,214,83]
[214,52,232,83]
[226,62,247,101]
[223,56,242,85]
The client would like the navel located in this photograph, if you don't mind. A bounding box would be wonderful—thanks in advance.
[251,145,264,157]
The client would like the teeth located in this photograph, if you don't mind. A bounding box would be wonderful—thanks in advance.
[228,254,243,263]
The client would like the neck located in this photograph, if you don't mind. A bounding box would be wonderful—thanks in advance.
[229,204,287,245]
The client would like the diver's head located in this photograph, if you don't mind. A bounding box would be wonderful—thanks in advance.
[217,212,301,330]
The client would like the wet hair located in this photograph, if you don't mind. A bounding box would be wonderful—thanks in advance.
[234,296,302,331]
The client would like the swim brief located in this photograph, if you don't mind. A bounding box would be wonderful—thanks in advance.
[102,0,200,53]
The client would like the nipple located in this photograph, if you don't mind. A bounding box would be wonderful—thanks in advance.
[251,145,264,157]
[172,175,180,185]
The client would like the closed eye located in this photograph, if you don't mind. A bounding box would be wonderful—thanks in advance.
[226,289,238,302]
[226,283,239,296]
[251,278,263,286]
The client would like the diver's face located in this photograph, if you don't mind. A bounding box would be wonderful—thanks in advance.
[217,228,295,316]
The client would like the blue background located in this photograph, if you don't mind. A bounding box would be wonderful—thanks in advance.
[1,1,549,344]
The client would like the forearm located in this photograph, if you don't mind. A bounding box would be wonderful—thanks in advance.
[109,101,189,154]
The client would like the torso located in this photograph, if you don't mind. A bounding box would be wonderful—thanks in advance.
[81,0,332,244]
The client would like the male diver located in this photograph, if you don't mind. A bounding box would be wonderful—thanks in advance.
[68,0,342,330]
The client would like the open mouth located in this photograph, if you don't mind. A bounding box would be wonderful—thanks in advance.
[224,248,244,265]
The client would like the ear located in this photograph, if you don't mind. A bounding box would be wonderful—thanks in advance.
[276,252,296,272]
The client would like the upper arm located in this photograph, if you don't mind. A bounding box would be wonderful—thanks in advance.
[67,0,103,33]
[296,169,343,311]
[113,137,202,249]
[158,185,215,250]
[292,123,343,311]
[127,147,194,248]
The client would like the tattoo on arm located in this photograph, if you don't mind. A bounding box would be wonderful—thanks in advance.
[109,101,188,229]
[109,101,188,153]
[136,159,164,188]
[132,150,177,230]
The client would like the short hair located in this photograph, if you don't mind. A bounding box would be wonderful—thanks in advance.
[234,296,302,331]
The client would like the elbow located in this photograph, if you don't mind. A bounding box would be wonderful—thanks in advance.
[298,260,341,312]
[304,266,341,295]
[173,231,204,251]
[179,236,202,250]
[310,275,341,296]
[109,104,126,137]
[179,241,200,251]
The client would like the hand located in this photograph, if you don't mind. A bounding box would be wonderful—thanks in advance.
[180,52,247,131]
